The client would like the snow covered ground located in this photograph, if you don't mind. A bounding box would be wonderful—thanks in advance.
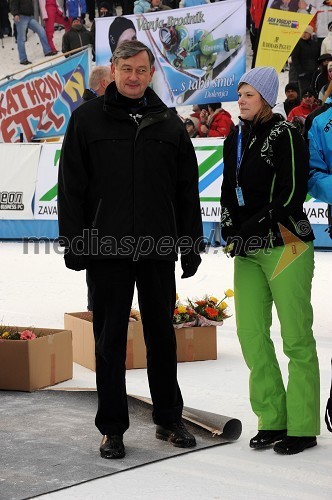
[0,242,331,499]
[1,16,331,500]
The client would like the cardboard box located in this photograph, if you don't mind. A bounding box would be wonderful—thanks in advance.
[0,328,73,391]
[64,312,217,371]
[176,326,217,362]
[64,312,146,370]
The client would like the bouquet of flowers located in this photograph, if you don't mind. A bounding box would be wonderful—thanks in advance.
[188,289,234,327]
[0,326,37,341]
[173,300,197,329]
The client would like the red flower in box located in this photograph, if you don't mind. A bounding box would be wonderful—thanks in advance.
[188,291,233,327]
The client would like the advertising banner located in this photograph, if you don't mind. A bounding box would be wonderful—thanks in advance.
[0,50,90,143]
[95,1,246,107]
[255,0,316,72]
[0,144,41,219]
[34,143,62,220]
[0,142,327,226]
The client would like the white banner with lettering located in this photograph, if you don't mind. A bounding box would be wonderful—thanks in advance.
[0,144,41,219]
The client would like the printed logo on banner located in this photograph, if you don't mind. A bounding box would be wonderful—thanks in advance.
[34,144,61,220]
[193,139,224,222]
[0,192,24,211]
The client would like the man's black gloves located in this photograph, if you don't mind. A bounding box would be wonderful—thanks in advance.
[181,252,202,279]
[64,252,89,271]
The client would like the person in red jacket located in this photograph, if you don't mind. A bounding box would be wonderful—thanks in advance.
[198,102,234,138]
[287,87,319,134]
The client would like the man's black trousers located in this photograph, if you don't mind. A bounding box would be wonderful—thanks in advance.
[87,259,184,436]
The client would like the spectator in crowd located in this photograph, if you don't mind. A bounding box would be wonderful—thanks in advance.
[133,0,151,13]
[311,53,332,96]
[198,102,234,138]
[303,1,332,52]
[307,84,332,434]
[121,0,134,14]
[304,80,332,138]
[291,25,320,95]
[248,0,266,59]
[148,0,171,11]
[82,65,112,101]
[220,65,319,455]
[91,1,113,61]
[287,87,319,134]
[108,15,136,55]
[64,0,86,22]
[9,0,54,64]
[62,16,91,55]
[179,0,207,7]
[58,40,203,460]
[0,0,12,37]
[190,103,208,122]
[184,117,199,138]
[321,21,332,55]
[318,60,332,100]
[273,81,301,118]
[39,0,70,54]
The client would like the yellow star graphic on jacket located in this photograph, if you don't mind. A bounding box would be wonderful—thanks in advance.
[271,224,309,280]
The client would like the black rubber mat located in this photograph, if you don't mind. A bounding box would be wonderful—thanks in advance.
[0,390,241,500]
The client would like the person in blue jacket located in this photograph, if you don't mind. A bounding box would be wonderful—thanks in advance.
[307,86,332,433]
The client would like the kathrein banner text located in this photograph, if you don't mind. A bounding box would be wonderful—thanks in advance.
[255,0,314,72]
[95,1,246,107]
[0,50,90,143]
[0,141,328,226]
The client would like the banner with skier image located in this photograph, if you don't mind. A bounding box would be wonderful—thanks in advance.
[95,0,246,106]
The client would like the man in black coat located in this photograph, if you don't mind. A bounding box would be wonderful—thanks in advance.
[58,40,203,459]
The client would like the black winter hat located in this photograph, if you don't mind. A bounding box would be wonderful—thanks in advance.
[100,1,111,9]
[301,87,317,99]
[108,17,136,53]
[317,53,332,63]
[285,82,299,94]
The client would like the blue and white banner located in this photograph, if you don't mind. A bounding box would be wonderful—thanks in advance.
[95,0,246,107]
[0,50,90,143]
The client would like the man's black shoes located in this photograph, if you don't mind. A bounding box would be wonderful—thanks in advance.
[100,435,125,459]
[274,436,317,455]
[20,60,32,65]
[156,420,196,448]
[250,429,287,449]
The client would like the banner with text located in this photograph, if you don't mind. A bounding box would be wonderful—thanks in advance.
[0,50,90,143]
[0,144,41,219]
[255,0,314,72]
[34,143,62,219]
[0,141,327,226]
[95,0,246,106]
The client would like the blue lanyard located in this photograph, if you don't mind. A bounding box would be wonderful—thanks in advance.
[236,121,243,185]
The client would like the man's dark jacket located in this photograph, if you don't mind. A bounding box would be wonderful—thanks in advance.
[58,81,203,261]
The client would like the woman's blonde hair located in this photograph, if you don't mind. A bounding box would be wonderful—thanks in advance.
[238,82,273,124]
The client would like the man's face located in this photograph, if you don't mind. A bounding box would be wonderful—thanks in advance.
[302,93,315,105]
[285,89,298,101]
[111,51,155,99]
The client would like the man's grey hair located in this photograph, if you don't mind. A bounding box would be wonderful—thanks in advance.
[88,66,111,89]
[112,40,155,67]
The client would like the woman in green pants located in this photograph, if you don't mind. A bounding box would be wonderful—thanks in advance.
[220,66,320,455]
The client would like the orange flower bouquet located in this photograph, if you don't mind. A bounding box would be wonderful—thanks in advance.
[188,290,234,327]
